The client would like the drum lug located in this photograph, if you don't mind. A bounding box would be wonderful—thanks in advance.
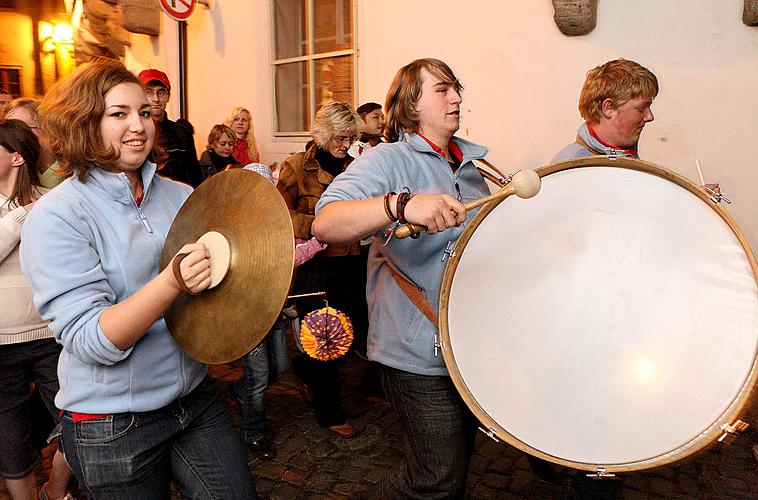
[441,241,456,262]
[478,426,500,443]
[607,151,620,160]
[433,334,445,357]
[718,420,750,444]
[586,467,616,479]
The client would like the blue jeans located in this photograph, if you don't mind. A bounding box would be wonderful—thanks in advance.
[371,364,477,499]
[235,318,289,444]
[62,377,256,499]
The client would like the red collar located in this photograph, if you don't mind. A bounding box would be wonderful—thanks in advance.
[417,133,462,163]
[587,123,638,158]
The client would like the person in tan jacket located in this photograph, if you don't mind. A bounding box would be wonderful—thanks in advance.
[277,101,365,437]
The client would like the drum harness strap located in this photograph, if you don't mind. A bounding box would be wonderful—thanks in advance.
[386,265,438,326]
[383,157,511,354]
[575,135,629,159]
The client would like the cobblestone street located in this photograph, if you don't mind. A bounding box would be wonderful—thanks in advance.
[4,351,756,499]
[209,352,758,499]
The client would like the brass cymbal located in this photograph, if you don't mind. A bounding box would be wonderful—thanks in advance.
[160,169,294,364]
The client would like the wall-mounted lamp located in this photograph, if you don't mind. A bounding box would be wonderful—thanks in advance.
[40,22,75,53]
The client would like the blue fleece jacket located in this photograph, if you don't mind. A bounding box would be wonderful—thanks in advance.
[552,122,639,162]
[316,133,489,376]
[20,161,207,413]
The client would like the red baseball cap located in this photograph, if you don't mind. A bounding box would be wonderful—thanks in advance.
[138,69,171,90]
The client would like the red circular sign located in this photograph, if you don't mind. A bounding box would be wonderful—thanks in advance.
[159,0,197,21]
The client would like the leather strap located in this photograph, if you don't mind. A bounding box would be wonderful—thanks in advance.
[172,253,200,296]
[386,265,438,326]
[575,135,605,156]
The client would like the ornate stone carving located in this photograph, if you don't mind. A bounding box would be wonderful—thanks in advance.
[552,0,598,36]
[744,0,758,25]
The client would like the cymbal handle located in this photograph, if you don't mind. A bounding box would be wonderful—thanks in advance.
[172,253,201,296]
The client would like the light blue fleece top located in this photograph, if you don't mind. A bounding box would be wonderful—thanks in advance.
[20,161,207,413]
[316,132,489,376]
[552,122,638,162]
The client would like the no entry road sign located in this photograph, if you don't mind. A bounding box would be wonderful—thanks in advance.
[159,0,197,21]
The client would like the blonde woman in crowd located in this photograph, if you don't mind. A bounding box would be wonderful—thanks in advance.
[224,106,260,165]
[277,101,367,437]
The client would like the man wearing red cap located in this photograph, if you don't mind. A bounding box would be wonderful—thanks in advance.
[138,69,201,187]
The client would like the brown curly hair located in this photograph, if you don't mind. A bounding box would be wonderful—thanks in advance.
[38,58,160,182]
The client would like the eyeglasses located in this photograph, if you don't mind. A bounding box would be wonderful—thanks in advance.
[146,89,168,99]
[332,135,356,144]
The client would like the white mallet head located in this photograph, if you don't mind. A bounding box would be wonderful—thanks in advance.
[512,170,541,199]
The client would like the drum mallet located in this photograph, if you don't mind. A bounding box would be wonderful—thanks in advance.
[395,169,541,239]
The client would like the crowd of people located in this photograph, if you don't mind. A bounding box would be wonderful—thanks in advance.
[0,54,729,500]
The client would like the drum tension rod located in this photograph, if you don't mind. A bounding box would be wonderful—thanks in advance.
[478,427,500,443]
[705,185,731,205]
[718,420,749,444]
[441,241,456,262]
[586,467,616,479]
[433,334,445,357]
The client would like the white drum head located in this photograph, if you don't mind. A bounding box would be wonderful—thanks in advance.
[442,158,758,471]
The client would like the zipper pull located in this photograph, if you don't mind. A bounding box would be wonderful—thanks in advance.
[137,206,153,233]
[454,181,462,202]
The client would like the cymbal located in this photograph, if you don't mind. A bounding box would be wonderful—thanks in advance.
[160,169,294,364]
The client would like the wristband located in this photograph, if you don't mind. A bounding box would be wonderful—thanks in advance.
[172,253,201,296]
[396,190,415,224]
[383,192,398,222]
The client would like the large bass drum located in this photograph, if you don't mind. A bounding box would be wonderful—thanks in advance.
[439,156,758,472]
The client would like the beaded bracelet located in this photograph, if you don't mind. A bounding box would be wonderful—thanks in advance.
[383,192,398,222]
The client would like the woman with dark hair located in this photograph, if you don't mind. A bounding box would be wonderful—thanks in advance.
[5,98,63,189]
[20,60,256,498]
[0,119,73,500]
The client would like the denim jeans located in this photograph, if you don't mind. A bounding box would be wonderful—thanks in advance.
[235,318,289,444]
[62,377,256,499]
[370,364,477,499]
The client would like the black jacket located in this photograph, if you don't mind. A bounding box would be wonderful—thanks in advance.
[155,114,202,188]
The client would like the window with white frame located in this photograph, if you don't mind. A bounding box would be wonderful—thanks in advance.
[272,0,354,135]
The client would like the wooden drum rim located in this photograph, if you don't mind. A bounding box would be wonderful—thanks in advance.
[438,155,758,472]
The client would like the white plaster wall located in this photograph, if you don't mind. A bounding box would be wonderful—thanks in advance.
[125,0,758,250]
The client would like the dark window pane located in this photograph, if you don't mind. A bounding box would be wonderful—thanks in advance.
[313,0,352,54]
[274,0,308,59]
[275,61,310,133]
[0,67,21,96]
[314,55,353,109]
